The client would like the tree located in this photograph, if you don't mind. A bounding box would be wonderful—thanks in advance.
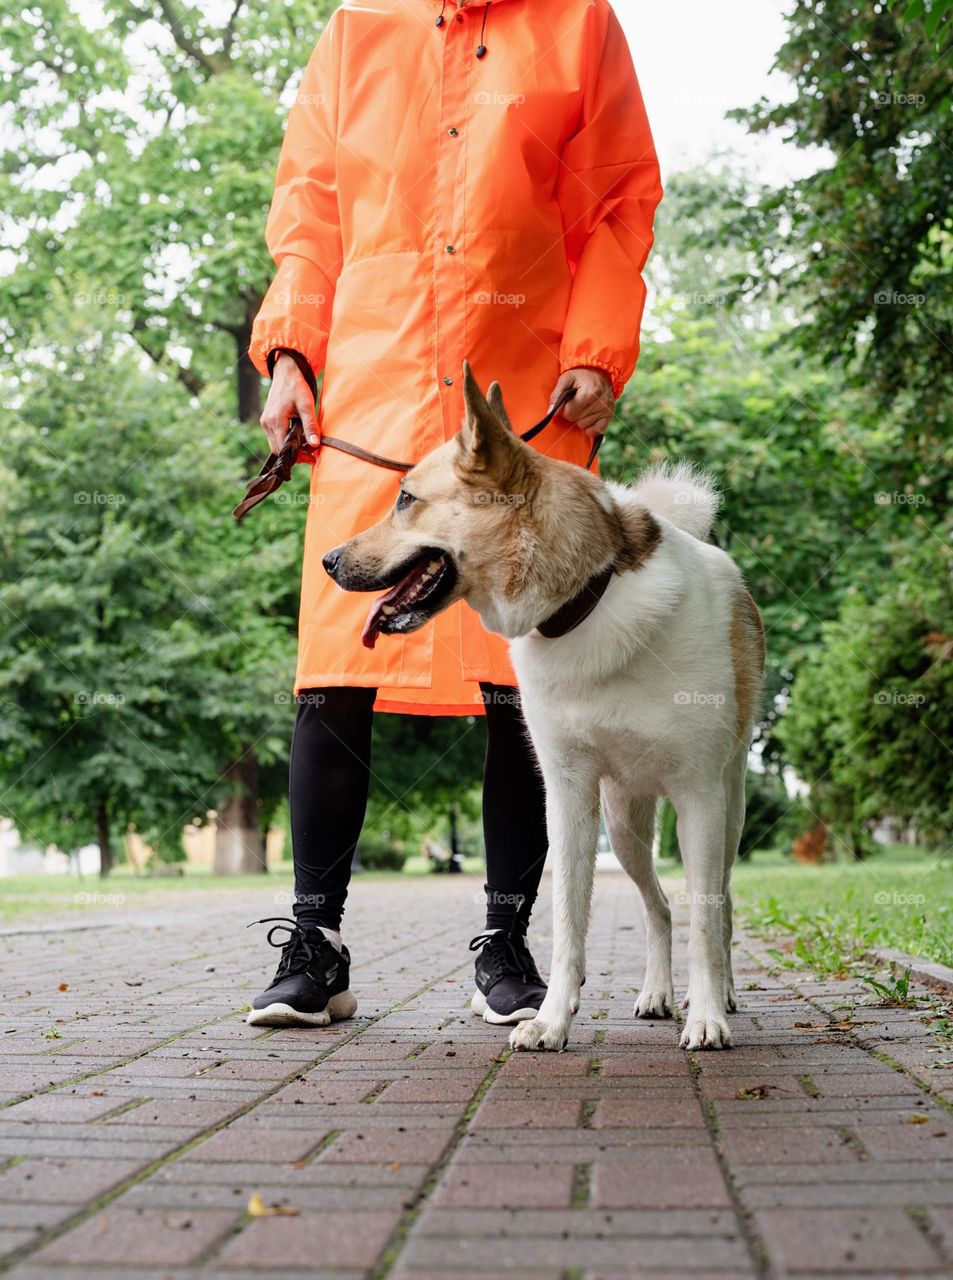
[778,538,953,854]
[0,0,334,865]
[724,0,952,450]
[0,317,299,874]
[368,712,487,857]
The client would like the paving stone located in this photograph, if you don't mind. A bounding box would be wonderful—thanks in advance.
[2,874,952,1278]
[752,1207,942,1272]
[590,1150,732,1209]
[432,1162,576,1208]
[31,1207,238,1266]
[214,1209,401,1268]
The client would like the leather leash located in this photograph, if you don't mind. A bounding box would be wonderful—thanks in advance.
[234,385,603,521]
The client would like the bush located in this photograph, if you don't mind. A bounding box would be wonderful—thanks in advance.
[355,826,409,871]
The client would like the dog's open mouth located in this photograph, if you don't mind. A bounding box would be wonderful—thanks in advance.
[361,549,457,649]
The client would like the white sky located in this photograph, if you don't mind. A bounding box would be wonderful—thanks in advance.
[615,0,824,184]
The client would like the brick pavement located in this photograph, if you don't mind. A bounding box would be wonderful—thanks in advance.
[0,873,951,1279]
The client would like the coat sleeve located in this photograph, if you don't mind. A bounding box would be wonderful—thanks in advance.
[556,3,662,399]
[249,14,343,381]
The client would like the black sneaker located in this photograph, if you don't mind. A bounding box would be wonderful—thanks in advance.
[246,918,357,1028]
[469,923,547,1025]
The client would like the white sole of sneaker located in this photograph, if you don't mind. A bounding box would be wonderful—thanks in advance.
[470,990,539,1025]
[245,990,358,1028]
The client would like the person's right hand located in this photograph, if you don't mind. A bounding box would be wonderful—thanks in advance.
[260,352,320,454]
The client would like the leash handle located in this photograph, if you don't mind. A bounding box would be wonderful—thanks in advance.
[521,386,602,472]
[234,386,600,521]
[518,385,576,445]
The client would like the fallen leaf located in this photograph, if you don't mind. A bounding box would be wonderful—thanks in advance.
[387,1161,402,1171]
[908,1114,929,1124]
[247,1193,299,1217]
[58,983,69,992]
[736,1085,770,1101]
[89,1090,105,1097]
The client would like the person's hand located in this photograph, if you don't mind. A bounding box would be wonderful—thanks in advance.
[548,367,615,438]
[260,352,320,454]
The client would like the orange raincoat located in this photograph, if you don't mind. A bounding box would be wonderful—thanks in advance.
[250,0,662,715]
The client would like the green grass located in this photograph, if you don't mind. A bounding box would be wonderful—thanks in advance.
[728,843,953,974]
[0,857,485,924]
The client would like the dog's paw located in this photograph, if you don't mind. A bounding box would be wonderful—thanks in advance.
[634,986,674,1019]
[509,1015,570,1052]
[679,1011,732,1051]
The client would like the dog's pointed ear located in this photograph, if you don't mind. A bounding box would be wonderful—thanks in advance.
[457,361,515,473]
[486,381,512,432]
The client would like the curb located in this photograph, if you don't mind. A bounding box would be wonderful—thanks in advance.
[871,945,953,994]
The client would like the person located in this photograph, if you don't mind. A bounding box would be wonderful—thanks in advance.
[245,0,662,1027]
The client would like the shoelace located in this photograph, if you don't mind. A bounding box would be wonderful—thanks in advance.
[247,916,328,979]
[469,912,540,986]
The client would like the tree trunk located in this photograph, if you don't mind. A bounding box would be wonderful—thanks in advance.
[237,301,262,425]
[214,751,268,875]
[449,802,460,859]
[96,798,113,878]
[213,310,267,874]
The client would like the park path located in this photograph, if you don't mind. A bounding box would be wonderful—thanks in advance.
[0,872,951,1279]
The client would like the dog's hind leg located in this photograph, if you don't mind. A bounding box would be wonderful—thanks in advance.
[602,782,672,1019]
[509,750,600,1053]
[673,788,731,1050]
[722,751,747,1013]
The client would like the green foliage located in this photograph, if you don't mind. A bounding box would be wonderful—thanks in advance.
[725,0,952,444]
[739,772,796,860]
[0,319,298,861]
[0,0,335,406]
[735,844,953,968]
[778,539,953,850]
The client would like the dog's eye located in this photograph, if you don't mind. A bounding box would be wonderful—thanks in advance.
[396,489,417,512]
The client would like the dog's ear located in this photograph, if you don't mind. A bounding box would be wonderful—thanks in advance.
[457,361,517,475]
[486,381,512,432]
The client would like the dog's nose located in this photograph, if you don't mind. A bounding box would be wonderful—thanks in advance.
[322,547,342,578]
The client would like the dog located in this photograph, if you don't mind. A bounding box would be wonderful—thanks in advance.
[323,363,764,1051]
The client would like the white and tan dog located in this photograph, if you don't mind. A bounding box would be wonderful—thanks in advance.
[323,364,764,1051]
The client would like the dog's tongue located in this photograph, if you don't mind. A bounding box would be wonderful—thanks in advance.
[361,558,434,649]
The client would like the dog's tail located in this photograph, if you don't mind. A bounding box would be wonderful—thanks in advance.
[633,463,720,541]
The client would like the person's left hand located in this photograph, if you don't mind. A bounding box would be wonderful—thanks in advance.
[548,367,615,438]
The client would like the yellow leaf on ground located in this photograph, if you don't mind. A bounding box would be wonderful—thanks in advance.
[247,1193,300,1217]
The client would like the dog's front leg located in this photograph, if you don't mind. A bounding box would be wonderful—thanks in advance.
[510,752,599,1052]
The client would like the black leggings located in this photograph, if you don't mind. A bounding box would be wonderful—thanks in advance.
[289,685,548,933]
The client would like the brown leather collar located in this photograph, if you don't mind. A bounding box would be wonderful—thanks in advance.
[535,561,615,639]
